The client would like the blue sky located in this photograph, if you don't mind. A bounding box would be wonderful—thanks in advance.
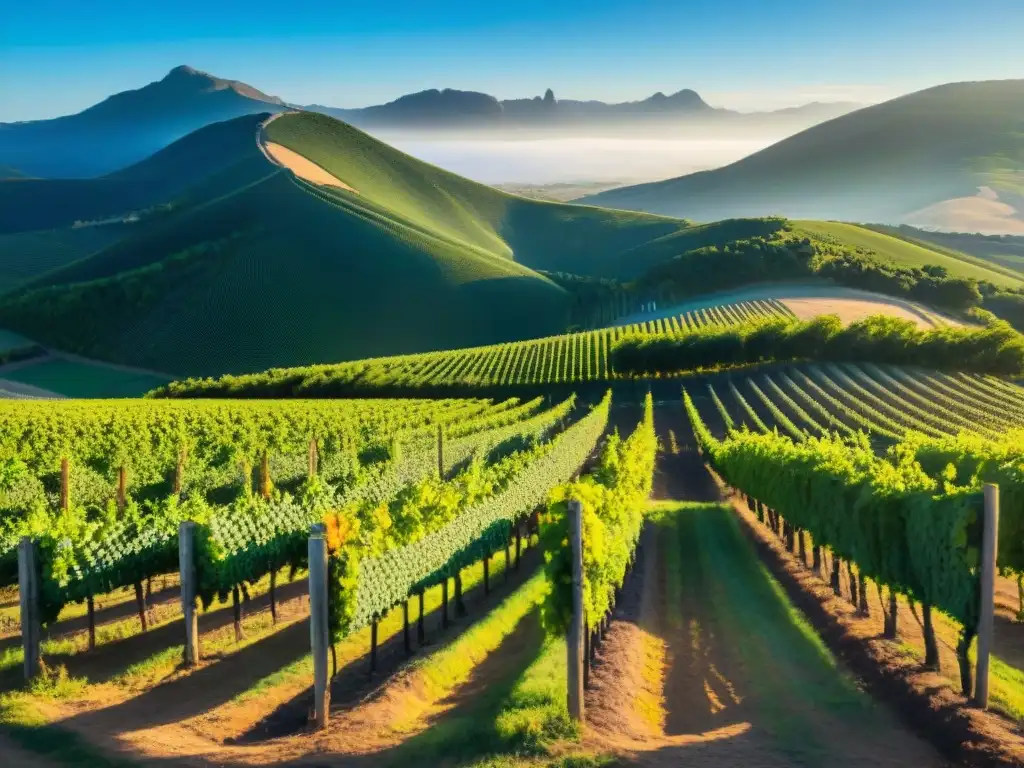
[2,0,1022,121]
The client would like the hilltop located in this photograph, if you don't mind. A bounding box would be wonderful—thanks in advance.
[0,111,770,377]
[0,66,286,178]
[584,79,1024,233]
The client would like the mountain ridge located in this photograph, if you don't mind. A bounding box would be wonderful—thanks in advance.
[582,78,1024,233]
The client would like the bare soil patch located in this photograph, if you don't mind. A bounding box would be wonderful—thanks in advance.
[264,142,358,193]
[782,296,952,328]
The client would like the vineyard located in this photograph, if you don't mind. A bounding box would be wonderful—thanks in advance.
[0,394,594,626]
[687,362,1024,448]
[153,307,1024,400]
[150,299,791,398]
[685,385,1024,700]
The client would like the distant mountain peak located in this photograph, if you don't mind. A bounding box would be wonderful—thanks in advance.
[158,65,285,105]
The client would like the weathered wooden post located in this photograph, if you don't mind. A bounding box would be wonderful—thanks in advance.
[60,457,70,512]
[454,571,466,617]
[259,451,272,500]
[417,589,426,644]
[179,521,199,666]
[174,448,186,496]
[117,466,127,512]
[437,424,444,480]
[308,522,329,729]
[504,538,511,582]
[976,484,1000,709]
[18,537,41,682]
[441,578,450,629]
[308,438,318,479]
[483,554,490,596]
[403,601,411,657]
[370,617,379,676]
[567,499,585,723]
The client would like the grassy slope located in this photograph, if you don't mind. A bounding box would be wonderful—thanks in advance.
[0,113,273,236]
[864,224,1024,278]
[796,221,1024,288]
[0,111,794,377]
[0,227,129,295]
[585,79,1024,223]
[263,111,748,280]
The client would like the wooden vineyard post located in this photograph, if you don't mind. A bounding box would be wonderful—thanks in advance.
[976,484,1000,709]
[259,451,272,500]
[18,537,41,682]
[232,586,243,642]
[60,457,70,513]
[370,616,380,676]
[515,526,522,569]
[417,589,426,645]
[174,448,186,496]
[178,522,199,667]
[87,595,96,650]
[269,568,278,625]
[117,466,127,513]
[454,571,466,617]
[441,578,450,629]
[483,555,490,596]
[567,499,585,724]
[308,523,329,730]
[403,601,411,657]
[308,438,318,479]
[505,539,511,582]
[437,424,444,480]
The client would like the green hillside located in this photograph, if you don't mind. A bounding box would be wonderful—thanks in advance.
[795,222,1024,288]
[3,111,774,377]
[8,109,1007,380]
[0,227,128,295]
[0,113,274,235]
[585,79,1024,225]
[863,224,1024,278]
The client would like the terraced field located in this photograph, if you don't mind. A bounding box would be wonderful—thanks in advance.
[691,362,1024,446]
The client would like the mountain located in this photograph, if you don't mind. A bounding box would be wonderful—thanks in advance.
[0,66,286,178]
[305,87,860,135]
[0,110,769,377]
[583,80,1024,233]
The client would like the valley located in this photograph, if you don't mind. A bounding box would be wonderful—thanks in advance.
[2,16,1024,768]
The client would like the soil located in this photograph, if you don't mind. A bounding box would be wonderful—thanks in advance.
[582,404,951,767]
[24,549,547,766]
[7,402,1024,768]
[263,142,358,193]
[783,296,951,328]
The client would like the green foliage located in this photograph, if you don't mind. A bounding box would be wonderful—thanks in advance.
[153,299,787,398]
[684,389,984,628]
[613,314,1024,377]
[541,394,656,633]
[321,394,611,640]
[1,397,557,622]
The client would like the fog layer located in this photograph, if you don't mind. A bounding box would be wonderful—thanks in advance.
[385,136,772,185]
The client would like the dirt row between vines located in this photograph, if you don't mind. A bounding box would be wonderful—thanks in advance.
[22,546,546,766]
[582,407,950,766]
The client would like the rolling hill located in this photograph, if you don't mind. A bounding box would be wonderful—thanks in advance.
[0,111,779,377]
[0,65,286,178]
[584,80,1024,232]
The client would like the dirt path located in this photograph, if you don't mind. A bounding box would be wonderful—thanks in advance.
[584,405,950,767]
